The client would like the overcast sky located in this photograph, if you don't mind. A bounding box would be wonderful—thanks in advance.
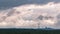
[0,0,60,29]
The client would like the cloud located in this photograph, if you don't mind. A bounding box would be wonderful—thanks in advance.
[0,2,60,29]
[0,0,60,9]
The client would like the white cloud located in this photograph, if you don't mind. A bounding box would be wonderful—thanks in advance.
[0,2,60,29]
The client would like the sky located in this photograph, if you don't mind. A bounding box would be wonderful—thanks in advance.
[0,0,60,9]
[0,0,60,29]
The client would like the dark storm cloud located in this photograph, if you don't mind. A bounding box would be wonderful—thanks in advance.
[0,0,60,9]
